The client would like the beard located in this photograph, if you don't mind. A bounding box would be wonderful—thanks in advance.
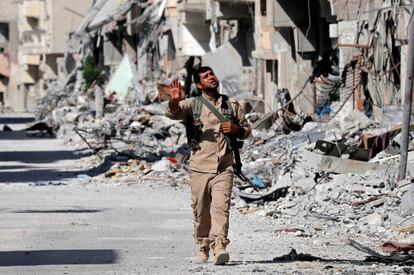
[204,82,219,94]
[204,87,218,94]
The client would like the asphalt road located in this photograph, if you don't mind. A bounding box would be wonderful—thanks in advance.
[0,114,196,274]
[0,113,88,183]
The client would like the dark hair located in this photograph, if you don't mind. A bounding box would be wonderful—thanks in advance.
[193,66,213,84]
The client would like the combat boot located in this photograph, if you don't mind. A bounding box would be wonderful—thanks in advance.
[212,238,229,265]
[194,239,210,264]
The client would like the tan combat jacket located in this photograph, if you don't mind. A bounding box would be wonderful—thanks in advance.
[165,93,251,173]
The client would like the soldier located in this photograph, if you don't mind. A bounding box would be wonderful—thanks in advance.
[166,66,251,265]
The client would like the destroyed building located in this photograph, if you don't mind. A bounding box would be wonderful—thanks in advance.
[28,0,412,162]
[43,0,406,117]
[29,0,413,171]
[0,0,407,123]
[131,0,410,120]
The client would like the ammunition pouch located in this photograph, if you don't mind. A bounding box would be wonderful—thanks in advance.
[186,113,203,153]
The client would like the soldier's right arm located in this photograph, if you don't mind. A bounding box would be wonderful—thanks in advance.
[165,79,191,121]
[165,98,192,121]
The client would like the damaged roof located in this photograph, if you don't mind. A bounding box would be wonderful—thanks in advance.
[76,0,136,35]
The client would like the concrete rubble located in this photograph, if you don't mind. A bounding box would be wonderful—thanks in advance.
[236,105,414,241]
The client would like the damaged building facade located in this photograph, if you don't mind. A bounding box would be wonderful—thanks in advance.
[29,0,412,174]
[26,0,407,121]
[110,0,408,122]
[27,0,413,167]
[164,0,408,120]
[257,0,409,119]
[0,0,19,112]
[30,0,414,176]
[14,0,93,112]
[0,0,409,121]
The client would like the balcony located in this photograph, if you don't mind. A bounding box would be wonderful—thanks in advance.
[180,0,206,13]
[21,65,39,84]
[206,0,253,20]
[22,1,43,18]
[22,54,41,66]
[267,0,310,28]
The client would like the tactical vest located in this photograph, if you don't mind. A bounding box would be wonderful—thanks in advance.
[186,95,234,153]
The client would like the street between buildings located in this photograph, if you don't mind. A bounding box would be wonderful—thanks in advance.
[0,115,411,274]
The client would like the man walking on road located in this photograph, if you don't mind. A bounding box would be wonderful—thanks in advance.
[166,66,251,265]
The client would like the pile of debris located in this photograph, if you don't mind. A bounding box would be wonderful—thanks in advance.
[102,156,188,186]
[232,104,414,245]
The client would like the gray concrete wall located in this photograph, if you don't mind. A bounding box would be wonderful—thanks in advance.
[0,0,18,61]
[0,0,20,112]
[0,0,18,22]
[6,64,25,112]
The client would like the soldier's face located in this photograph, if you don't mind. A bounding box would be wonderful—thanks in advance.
[197,70,219,91]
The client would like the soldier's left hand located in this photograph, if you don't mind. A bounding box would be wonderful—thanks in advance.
[220,121,241,135]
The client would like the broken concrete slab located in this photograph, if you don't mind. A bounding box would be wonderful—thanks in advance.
[301,150,386,174]
[400,185,414,217]
[252,112,273,130]
[366,213,382,226]
[105,55,136,100]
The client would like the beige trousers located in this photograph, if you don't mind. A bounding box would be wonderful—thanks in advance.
[189,166,233,247]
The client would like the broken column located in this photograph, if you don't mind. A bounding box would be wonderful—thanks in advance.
[95,85,104,119]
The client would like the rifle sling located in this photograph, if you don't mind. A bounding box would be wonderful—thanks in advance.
[198,95,243,165]
[198,96,230,122]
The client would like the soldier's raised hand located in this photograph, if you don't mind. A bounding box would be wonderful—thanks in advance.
[169,79,182,103]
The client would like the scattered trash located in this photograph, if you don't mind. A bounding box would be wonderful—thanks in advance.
[381,241,414,253]
[233,186,289,203]
[166,157,177,164]
[250,175,267,189]
[30,181,65,186]
[151,159,175,172]
[347,238,414,264]
[273,249,327,263]
[274,228,305,234]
